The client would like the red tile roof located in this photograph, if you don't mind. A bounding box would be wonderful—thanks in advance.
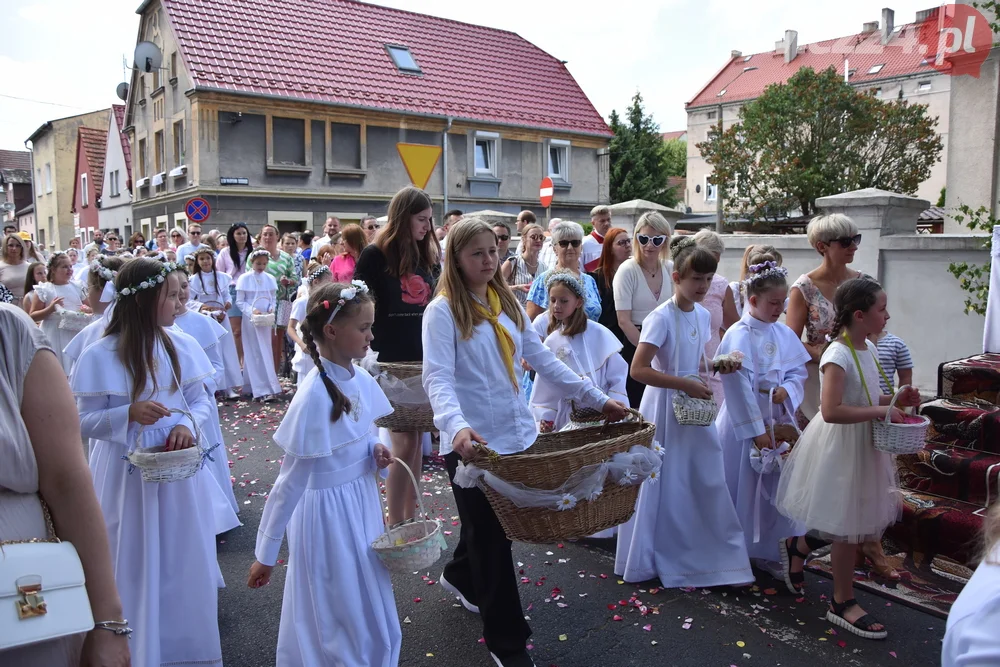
[74,127,108,205]
[160,0,611,137]
[112,104,132,183]
[687,23,936,108]
[0,149,32,171]
[661,130,686,141]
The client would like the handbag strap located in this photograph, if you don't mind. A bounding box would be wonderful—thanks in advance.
[842,332,894,407]
[0,497,59,546]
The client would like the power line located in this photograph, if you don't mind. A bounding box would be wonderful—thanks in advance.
[0,93,89,110]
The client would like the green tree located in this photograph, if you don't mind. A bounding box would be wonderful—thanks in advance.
[662,138,686,178]
[697,67,943,222]
[608,92,678,207]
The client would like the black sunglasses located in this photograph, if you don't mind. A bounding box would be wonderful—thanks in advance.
[365,225,378,231]
[636,234,667,247]
[829,234,862,248]
[495,234,510,242]
[557,239,582,248]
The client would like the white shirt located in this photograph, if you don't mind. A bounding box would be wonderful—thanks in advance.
[612,258,673,326]
[176,241,199,265]
[942,542,1000,666]
[422,295,608,456]
[581,232,603,272]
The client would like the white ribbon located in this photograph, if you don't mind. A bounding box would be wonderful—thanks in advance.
[100,280,117,303]
[454,445,661,512]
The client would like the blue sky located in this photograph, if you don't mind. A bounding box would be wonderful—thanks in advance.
[0,0,934,151]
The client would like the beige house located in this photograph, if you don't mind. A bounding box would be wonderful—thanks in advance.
[684,8,951,222]
[27,109,112,250]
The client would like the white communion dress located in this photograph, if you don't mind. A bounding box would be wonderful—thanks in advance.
[716,310,810,561]
[172,310,242,523]
[236,269,281,398]
[189,270,244,391]
[255,359,401,667]
[33,280,88,374]
[71,329,237,666]
[615,299,753,588]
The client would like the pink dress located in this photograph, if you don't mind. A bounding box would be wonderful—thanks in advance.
[701,273,729,402]
[331,253,357,283]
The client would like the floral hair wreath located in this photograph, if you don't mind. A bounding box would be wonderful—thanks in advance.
[46,250,68,269]
[742,260,788,286]
[545,270,586,299]
[324,280,370,325]
[304,265,331,286]
[89,258,117,282]
[117,262,178,300]
[248,248,271,262]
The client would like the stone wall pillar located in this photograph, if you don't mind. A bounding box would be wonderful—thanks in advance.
[606,199,684,235]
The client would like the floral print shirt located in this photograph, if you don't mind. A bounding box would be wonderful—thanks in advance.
[526,269,603,322]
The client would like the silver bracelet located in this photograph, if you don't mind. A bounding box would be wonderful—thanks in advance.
[94,620,133,637]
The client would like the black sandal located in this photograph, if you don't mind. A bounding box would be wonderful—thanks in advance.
[779,537,809,594]
[826,598,888,640]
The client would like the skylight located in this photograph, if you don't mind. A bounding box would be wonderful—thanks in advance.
[743,55,752,62]
[386,45,421,74]
[868,63,885,74]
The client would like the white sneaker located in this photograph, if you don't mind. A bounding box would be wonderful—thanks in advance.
[439,573,479,614]
[490,651,535,667]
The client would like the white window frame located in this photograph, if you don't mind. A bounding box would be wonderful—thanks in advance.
[704,175,717,202]
[548,139,570,181]
[868,63,885,75]
[80,173,88,206]
[110,170,120,197]
[45,164,52,193]
[474,131,499,177]
[917,80,932,92]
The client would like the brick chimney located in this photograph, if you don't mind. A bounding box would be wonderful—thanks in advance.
[784,29,798,64]
[881,8,894,44]
[915,7,939,22]
[863,21,879,32]
[731,50,743,58]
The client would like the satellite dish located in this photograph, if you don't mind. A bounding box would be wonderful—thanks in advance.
[133,41,162,73]
[1,202,16,213]
[116,82,129,101]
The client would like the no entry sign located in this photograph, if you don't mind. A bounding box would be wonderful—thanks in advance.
[185,197,211,223]
[539,177,554,208]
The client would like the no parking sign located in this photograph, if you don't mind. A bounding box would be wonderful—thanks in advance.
[185,197,211,223]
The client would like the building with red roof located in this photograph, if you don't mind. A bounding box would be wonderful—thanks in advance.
[71,126,109,242]
[98,105,135,237]
[126,0,610,236]
[683,8,950,218]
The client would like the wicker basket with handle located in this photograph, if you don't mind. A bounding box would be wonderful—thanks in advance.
[872,386,930,455]
[372,362,436,432]
[464,409,655,543]
[127,409,206,483]
[371,459,447,573]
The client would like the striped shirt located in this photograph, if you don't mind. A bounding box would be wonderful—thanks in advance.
[876,332,913,394]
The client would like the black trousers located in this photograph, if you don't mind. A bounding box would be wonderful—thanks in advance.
[443,452,532,657]
[621,335,646,409]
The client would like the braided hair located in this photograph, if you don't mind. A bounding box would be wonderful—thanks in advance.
[669,235,717,277]
[825,277,883,351]
[299,282,375,422]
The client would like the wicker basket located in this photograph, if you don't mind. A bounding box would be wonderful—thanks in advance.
[127,409,205,483]
[57,309,94,332]
[372,459,447,573]
[873,385,930,455]
[569,400,604,424]
[250,296,275,328]
[373,362,436,432]
[465,409,655,543]
[672,375,718,426]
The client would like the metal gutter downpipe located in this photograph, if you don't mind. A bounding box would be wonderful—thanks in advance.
[442,116,453,214]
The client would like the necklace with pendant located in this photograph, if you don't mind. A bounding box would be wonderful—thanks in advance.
[677,303,699,341]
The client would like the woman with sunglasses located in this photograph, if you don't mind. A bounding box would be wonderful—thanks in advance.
[501,223,548,306]
[612,212,674,407]
[786,214,894,580]
[525,220,602,321]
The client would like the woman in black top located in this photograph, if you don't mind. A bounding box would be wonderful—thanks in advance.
[355,185,437,526]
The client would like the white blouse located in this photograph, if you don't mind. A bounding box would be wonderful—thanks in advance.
[942,542,1000,666]
[613,258,673,326]
[422,295,608,456]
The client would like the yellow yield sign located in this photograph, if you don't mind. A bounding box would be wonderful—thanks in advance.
[396,143,442,191]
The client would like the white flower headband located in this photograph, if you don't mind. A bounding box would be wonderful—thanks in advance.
[324,280,370,325]
[305,265,331,286]
[248,249,271,262]
[545,270,586,299]
[742,260,788,286]
[117,262,178,299]
[89,258,117,282]
[46,251,68,269]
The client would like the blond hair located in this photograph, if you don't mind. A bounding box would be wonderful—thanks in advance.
[693,228,725,258]
[807,213,858,250]
[632,211,673,259]
[436,217,524,339]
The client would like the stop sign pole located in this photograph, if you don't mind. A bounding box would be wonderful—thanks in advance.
[539,177,554,224]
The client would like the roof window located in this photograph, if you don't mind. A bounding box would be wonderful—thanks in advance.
[386,45,421,74]
[868,63,885,74]
[743,55,752,62]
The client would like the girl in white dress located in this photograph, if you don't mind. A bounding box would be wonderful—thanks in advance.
[64,256,125,374]
[247,280,400,667]
[530,270,629,433]
[775,277,920,640]
[422,218,627,667]
[171,266,242,525]
[715,257,811,567]
[236,249,281,400]
[71,258,234,666]
[616,236,752,589]
[286,264,332,384]
[190,246,244,397]
[29,252,90,374]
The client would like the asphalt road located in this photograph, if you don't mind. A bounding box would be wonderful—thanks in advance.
[213,396,946,667]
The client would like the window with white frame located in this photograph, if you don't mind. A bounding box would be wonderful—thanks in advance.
[704,176,717,202]
[548,139,570,181]
[45,164,52,193]
[109,170,120,197]
[917,80,932,92]
[474,132,498,177]
[80,173,88,206]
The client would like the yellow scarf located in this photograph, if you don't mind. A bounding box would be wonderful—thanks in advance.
[473,286,519,393]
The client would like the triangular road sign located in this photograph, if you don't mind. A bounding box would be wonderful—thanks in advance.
[396,143,442,191]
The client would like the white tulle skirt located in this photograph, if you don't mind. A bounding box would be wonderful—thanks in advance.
[775,417,901,544]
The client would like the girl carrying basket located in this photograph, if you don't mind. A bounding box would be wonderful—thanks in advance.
[248,281,399,667]
[615,236,752,588]
[422,217,627,667]
[190,245,244,397]
[775,277,920,640]
[236,248,282,400]
[71,258,234,666]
